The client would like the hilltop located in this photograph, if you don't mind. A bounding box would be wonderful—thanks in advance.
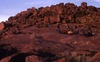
[0,2,100,62]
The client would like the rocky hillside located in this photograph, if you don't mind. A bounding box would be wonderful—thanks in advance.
[0,2,100,62]
[7,2,100,28]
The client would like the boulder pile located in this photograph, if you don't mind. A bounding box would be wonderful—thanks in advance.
[0,2,100,62]
[6,2,100,29]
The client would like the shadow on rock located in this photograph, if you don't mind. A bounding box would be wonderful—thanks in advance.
[0,44,17,60]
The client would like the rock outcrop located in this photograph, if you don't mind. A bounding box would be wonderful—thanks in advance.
[0,2,100,62]
[6,2,100,29]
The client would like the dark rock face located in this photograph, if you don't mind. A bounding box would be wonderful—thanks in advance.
[0,2,100,62]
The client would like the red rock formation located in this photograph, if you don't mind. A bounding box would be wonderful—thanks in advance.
[26,55,40,62]
[0,22,5,30]
[0,2,100,62]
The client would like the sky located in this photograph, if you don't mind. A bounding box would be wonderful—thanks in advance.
[0,0,100,22]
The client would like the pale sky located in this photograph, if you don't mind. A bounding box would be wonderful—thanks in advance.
[0,0,100,22]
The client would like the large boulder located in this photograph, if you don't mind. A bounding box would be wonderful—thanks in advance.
[0,56,11,62]
[81,2,87,8]
[0,22,5,30]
